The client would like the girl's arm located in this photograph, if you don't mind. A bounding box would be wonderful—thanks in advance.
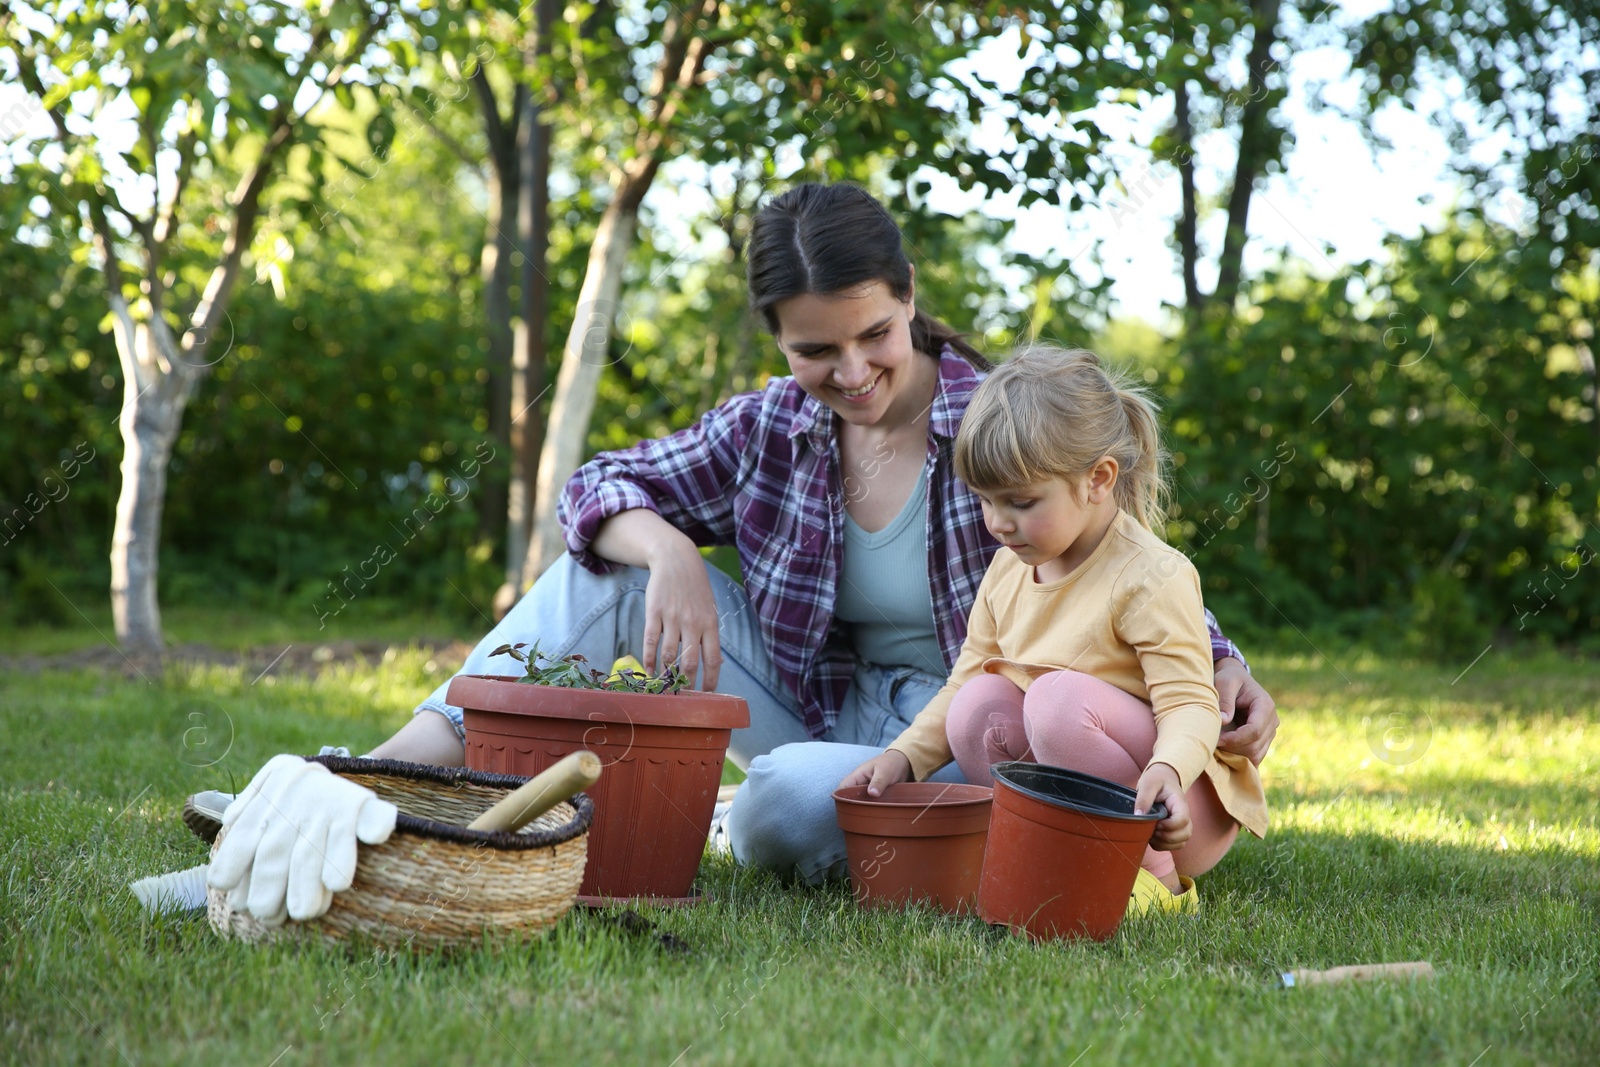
[1112,552,1222,850]
[1112,552,1223,795]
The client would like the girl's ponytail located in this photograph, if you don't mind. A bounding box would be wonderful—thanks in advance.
[1114,386,1170,532]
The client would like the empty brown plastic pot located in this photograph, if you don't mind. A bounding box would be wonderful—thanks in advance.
[977,761,1163,941]
[832,782,995,913]
[449,674,750,905]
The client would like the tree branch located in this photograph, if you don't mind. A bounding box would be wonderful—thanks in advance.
[641,0,713,128]
[472,64,510,163]
[1173,72,1202,316]
[154,107,200,251]
[86,197,128,310]
[8,36,72,144]
[11,39,145,314]
[187,10,383,346]
[630,0,716,169]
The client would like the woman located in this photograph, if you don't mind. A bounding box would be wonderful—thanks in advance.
[366,182,1278,886]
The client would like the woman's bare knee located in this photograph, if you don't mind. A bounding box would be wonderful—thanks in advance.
[366,711,466,767]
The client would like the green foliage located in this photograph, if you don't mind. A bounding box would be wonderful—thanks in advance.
[491,641,691,694]
[0,212,121,577]
[1405,571,1490,662]
[2,0,1596,660]
[1165,224,1599,653]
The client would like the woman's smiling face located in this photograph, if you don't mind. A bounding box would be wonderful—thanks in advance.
[771,278,934,431]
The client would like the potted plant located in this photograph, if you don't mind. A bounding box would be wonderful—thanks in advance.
[447,643,749,905]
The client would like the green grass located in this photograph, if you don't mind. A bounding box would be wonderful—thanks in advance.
[3,623,1597,1065]
[0,596,470,657]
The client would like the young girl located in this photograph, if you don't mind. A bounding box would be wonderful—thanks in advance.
[843,345,1268,911]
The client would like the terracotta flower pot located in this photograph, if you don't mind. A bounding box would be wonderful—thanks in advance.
[977,761,1163,941]
[448,674,749,904]
[832,782,994,913]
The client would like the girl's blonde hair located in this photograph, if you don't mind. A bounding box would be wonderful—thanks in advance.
[955,345,1171,531]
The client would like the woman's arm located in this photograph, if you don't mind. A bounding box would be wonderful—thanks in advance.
[592,509,725,689]
[558,391,761,573]
[1214,656,1278,765]
[1203,607,1280,767]
[555,392,766,689]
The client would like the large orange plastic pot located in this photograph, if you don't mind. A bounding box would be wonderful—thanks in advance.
[977,761,1163,941]
[832,782,993,913]
[449,674,749,904]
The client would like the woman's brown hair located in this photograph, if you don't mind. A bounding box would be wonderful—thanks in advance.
[745,182,990,370]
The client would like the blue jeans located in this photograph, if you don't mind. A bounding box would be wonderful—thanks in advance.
[727,668,970,886]
[414,553,964,884]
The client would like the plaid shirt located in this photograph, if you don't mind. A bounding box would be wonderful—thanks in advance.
[559,350,1244,739]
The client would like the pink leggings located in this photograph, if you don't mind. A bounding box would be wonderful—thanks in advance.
[946,671,1238,883]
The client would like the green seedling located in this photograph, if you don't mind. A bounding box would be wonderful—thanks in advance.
[490,641,691,694]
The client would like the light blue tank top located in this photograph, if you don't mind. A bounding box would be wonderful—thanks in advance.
[834,466,947,677]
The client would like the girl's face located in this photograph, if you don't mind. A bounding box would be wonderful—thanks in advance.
[974,461,1119,582]
[771,278,935,431]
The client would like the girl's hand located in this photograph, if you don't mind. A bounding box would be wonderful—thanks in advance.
[1134,762,1191,851]
[839,750,914,798]
[642,537,723,690]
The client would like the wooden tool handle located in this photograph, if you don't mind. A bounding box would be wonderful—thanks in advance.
[467,751,602,833]
[1284,962,1435,987]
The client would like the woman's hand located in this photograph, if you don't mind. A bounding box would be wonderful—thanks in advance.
[839,750,914,798]
[1134,762,1191,852]
[1214,656,1279,766]
[642,536,723,690]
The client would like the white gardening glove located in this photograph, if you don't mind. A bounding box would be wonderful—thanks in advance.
[206,755,398,927]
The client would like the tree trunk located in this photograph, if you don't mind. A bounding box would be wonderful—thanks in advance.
[25,16,373,656]
[521,187,644,586]
[517,0,712,587]
[498,0,558,618]
[474,71,524,545]
[1254,489,1269,555]
[479,146,519,541]
[104,150,269,654]
[1172,71,1202,317]
[107,299,200,654]
[1213,0,1282,309]
[1576,328,1598,459]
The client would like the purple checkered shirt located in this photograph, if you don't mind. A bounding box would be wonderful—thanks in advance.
[559,350,1244,738]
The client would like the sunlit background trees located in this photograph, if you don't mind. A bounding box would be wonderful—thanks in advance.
[2,0,1596,659]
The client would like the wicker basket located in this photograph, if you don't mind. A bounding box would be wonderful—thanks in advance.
[207,755,592,950]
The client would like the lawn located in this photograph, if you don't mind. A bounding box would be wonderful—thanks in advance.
[2,616,1596,1066]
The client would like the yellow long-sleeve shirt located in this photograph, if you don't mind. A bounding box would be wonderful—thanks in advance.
[887,510,1269,838]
